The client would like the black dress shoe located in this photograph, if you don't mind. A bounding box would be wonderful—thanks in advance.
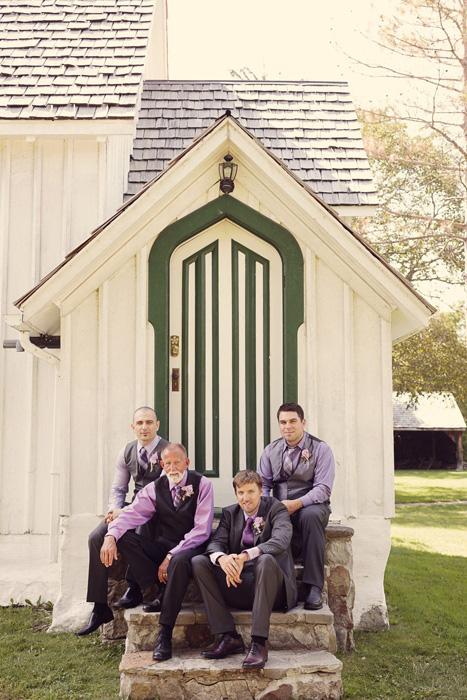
[304,584,323,610]
[75,608,114,636]
[202,633,245,659]
[143,588,165,613]
[242,641,268,669]
[114,584,143,609]
[152,631,172,661]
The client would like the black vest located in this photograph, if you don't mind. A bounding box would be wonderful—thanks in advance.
[155,471,203,543]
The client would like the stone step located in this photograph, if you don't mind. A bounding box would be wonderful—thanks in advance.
[119,648,343,700]
[124,603,336,655]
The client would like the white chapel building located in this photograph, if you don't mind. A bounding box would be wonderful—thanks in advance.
[0,0,434,632]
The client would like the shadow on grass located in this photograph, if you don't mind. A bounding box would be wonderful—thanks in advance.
[394,503,467,531]
[340,544,467,699]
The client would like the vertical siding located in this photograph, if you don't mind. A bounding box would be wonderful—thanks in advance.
[354,295,385,515]
[66,258,138,516]
[0,133,132,534]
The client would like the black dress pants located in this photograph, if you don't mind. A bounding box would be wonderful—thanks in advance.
[85,517,158,603]
[116,530,206,627]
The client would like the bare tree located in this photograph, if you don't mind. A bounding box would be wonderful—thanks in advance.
[353,0,467,314]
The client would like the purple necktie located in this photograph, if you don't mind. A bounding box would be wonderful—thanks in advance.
[139,446,149,474]
[241,516,254,547]
[172,484,182,509]
[282,447,297,478]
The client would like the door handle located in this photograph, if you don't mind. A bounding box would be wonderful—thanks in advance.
[172,368,180,392]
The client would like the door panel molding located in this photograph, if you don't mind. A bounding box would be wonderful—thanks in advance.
[148,195,304,441]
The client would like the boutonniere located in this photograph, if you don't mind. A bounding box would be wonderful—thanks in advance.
[181,484,194,500]
[149,453,160,471]
[301,449,311,463]
[253,516,264,535]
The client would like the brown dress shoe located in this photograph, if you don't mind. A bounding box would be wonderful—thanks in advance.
[242,641,268,669]
[202,633,245,659]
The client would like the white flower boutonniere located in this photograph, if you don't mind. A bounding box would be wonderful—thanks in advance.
[181,484,194,501]
[149,453,160,471]
[301,449,311,463]
[253,516,264,535]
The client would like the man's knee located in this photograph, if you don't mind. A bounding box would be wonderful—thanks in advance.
[192,554,210,574]
[169,552,193,576]
[88,522,107,550]
[297,504,328,530]
[255,553,279,574]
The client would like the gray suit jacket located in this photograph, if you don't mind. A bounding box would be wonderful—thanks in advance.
[206,496,297,611]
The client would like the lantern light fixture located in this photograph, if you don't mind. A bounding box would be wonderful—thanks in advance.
[219,154,238,194]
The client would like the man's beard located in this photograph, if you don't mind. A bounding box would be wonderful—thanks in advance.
[167,472,184,484]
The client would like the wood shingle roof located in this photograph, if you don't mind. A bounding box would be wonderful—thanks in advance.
[393,393,466,431]
[0,0,154,119]
[126,80,378,208]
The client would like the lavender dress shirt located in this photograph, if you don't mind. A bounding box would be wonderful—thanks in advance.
[106,470,214,557]
[258,434,335,507]
[108,435,162,508]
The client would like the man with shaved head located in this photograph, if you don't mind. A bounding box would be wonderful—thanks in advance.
[77,443,214,664]
[76,406,169,636]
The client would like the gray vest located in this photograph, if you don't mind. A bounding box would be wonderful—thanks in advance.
[268,432,322,502]
[123,437,170,500]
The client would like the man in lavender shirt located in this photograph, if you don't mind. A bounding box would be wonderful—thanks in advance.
[76,407,169,635]
[76,443,214,661]
[258,402,335,611]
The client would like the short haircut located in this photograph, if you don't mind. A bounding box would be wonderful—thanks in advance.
[232,469,263,493]
[161,443,187,459]
[277,402,305,422]
[133,406,157,422]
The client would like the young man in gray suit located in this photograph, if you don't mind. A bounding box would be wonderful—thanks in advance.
[258,402,335,611]
[192,470,297,670]
[77,406,169,635]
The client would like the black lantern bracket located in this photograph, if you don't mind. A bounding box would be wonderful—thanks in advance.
[219,154,238,194]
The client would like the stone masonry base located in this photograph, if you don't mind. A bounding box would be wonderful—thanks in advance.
[119,649,343,700]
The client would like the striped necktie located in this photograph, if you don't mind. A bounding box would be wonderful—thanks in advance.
[172,484,182,509]
[282,446,297,478]
[139,446,149,474]
[241,516,254,547]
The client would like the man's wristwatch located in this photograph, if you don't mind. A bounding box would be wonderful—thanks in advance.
[166,552,173,561]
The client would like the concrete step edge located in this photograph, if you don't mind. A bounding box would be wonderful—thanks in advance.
[119,648,343,677]
[124,602,334,627]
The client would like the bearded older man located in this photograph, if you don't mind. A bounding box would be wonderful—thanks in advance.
[76,443,214,662]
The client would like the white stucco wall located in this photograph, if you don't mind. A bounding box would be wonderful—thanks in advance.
[0,127,133,536]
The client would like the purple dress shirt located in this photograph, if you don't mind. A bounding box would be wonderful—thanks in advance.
[108,435,162,508]
[106,470,214,556]
[258,434,335,507]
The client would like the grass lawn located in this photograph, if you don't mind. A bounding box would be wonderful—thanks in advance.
[0,607,123,700]
[1,470,465,699]
[340,479,467,699]
[394,469,467,504]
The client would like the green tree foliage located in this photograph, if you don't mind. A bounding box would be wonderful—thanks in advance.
[393,309,467,415]
[353,109,464,296]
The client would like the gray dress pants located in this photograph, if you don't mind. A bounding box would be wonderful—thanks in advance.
[192,553,286,639]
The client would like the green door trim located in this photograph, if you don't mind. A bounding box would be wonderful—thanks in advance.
[148,194,304,440]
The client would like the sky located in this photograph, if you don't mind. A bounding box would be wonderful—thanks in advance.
[167,0,400,107]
